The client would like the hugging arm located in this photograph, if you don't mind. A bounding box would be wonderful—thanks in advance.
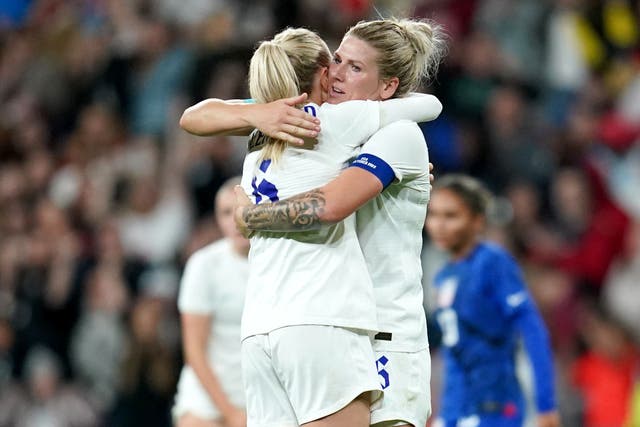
[237,167,382,233]
[378,93,442,126]
[236,121,427,234]
[232,94,439,234]
[181,92,441,144]
[179,93,320,144]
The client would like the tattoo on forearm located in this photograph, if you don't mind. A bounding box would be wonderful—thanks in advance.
[243,190,327,231]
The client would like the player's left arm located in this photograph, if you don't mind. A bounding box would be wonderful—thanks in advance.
[235,122,427,234]
[494,255,560,426]
[515,305,561,427]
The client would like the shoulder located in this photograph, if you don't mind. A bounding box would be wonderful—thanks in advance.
[318,100,374,111]
[361,120,426,163]
[187,239,229,268]
[371,120,424,142]
[473,243,522,282]
[467,243,511,275]
[380,119,421,131]
[181,240,230,290]
[475,242,513,262]
[318,100,377,119]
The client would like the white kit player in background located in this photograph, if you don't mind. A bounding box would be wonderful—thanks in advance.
[172,177,249,427]
[233,18,447,427]
[180,27,442,427]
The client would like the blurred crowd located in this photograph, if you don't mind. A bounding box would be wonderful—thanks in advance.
[0,0,639,426]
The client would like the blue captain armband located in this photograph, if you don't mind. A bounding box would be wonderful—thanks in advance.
[350,154,396,189]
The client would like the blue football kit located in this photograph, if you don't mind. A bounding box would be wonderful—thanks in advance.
[433,242,556,427]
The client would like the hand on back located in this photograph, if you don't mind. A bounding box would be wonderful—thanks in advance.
[252,93,321,145]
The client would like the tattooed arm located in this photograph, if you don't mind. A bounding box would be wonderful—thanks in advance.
[235,168,382,234]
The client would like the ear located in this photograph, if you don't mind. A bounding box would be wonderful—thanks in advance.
[320,67,329,91]
[472,214,486,235]
[379,77,399,100]
[318,66,329,103]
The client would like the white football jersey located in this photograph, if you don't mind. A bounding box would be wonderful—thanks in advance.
[175,238,249,408]
[240,97,442,339]
[353,120,431,352]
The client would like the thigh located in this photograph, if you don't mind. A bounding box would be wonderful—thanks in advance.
[303,392,371,427]
[177,413,224,427]
[370,349,431,427]
[241,334,299,427]
[270,325,382,425]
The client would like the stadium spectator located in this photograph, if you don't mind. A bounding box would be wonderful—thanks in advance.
[571,298,640,427]
[109,297,179,427]
[0,345,98,427]
[70,265,129,413]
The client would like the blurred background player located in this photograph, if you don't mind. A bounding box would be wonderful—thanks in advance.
[425,174,560,427]
[172,177,249,427]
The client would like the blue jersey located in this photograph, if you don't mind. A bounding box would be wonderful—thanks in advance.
[433,242,556,425]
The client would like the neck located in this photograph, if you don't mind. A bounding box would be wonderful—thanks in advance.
[450,238,479,261]
[233,243,250,258]
[308,90,323,105]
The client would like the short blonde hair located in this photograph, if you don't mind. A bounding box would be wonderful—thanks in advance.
[346,18,447,97]
[248,28,331,163]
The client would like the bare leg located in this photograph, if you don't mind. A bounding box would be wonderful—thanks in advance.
[303,392,371,427]
[372,422,413,427]
[177,413,224,427]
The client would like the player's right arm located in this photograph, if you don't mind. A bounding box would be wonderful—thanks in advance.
[179,93,320,144]
[235,166,381,235]
[180,313,245,426]
[235,121,426,234]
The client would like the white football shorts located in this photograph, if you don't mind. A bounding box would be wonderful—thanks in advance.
[370,347,432,427]
[242,325,382,426]
[172,368,222,422]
